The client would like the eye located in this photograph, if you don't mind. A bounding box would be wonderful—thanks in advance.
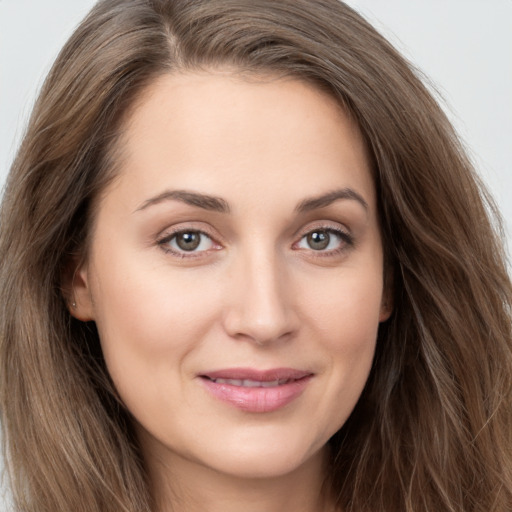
[296,228,352,252]
[159,230,217,254]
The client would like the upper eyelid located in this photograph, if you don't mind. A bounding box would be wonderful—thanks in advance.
[296,226,353,244]
[159,231,218,249]
[294,220,351,238]
[158,227,212,241]
[300,227,349,238]
[157,222,220,242]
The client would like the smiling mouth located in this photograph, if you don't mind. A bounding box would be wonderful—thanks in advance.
[198,368,313,412]
[202,377,294,387]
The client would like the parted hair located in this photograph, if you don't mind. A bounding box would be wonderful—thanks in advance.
[1,0,511,511]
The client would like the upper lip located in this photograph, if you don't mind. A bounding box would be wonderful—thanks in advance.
[199,367,313,382]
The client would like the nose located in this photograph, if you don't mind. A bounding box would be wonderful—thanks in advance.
[222,247,299,346]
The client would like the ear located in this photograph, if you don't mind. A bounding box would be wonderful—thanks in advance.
[379,293,393,322]
[61,256,95,321]
[379,266,394,322]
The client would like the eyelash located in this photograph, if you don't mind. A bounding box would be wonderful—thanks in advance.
[157,228,220,258]
[294,226,354,256]
[156,225,354,258]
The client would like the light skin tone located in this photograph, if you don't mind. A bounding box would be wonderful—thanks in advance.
[70,70,391,512]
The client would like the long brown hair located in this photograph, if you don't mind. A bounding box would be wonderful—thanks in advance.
[1,1,511,511]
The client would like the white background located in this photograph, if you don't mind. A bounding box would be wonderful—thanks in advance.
[0,0,511,507]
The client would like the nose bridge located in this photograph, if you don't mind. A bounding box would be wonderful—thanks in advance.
[223,240,296,344]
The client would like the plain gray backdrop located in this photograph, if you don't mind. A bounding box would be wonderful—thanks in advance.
[0,0,511,508]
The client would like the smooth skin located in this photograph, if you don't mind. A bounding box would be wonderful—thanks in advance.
[70,71,391,512]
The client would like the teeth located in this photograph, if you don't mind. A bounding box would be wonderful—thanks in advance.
[211,378,290,387]
[242,379,264,387]
[259,379,280,387]
[214,378,242,386]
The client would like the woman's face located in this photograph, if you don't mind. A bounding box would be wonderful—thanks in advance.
[72,71,390,481]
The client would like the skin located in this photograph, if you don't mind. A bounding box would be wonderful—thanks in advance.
[71,71,391,512]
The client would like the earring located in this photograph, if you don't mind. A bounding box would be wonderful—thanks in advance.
[72,301,77,308]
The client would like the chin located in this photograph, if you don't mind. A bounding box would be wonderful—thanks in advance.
[195,434,328,481]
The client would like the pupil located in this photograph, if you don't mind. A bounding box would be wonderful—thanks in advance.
[176,232,200,251]
[307,230,330,250]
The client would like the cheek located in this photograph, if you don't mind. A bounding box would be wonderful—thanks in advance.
[90,266,226,431]
[298,268,383,431]
[301,265,384,346]
[89,257,223,388]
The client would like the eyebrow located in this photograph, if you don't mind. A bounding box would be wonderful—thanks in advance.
[135,187,368,215]
[295,188,368,213]
[135,189,230,213]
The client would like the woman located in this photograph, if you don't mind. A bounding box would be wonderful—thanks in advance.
[1,0,511,511]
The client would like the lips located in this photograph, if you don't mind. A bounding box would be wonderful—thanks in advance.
[206,377,291,387]
[198,368,313,413]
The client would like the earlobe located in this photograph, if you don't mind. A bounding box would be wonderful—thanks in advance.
[379,296,393,322]
[379,267,394,322]
[62,258,95,321]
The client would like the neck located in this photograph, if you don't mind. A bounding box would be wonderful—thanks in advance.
[145,445,336,512]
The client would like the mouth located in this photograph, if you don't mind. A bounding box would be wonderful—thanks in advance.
[198,368,313,413]
[202,377,295,387]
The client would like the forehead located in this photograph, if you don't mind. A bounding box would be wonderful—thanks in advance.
[101,71,375,215]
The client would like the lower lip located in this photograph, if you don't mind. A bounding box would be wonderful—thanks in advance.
[199,376,312,413]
